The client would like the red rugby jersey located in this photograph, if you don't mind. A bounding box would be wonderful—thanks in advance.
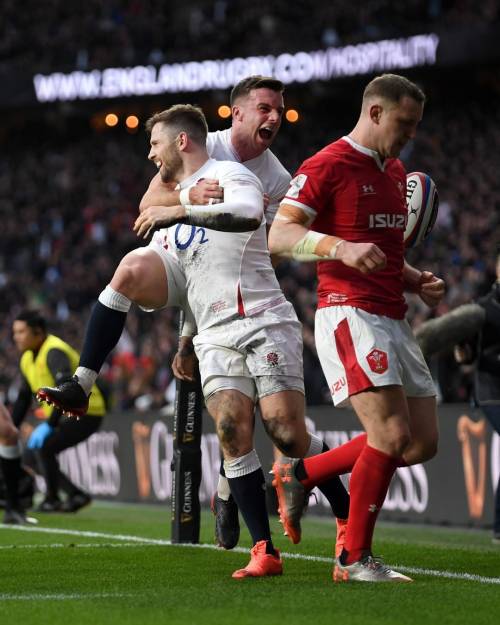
[284,137,408,319]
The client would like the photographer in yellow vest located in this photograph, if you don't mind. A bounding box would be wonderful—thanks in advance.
[12,310,107,512]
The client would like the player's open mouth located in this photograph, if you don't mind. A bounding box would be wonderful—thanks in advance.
[155,161,162,169]
[258,127,274,140]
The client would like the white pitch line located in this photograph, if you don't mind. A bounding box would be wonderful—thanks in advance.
[0,592,132,601]
[0,542,153,550]
[0,524,170,544]
[2,524,499,586]
[390,564,500,585]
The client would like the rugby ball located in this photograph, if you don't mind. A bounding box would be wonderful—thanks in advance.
[404,172,439,248]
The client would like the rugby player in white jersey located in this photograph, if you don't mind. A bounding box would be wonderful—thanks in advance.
[38,77,350,571]
[140,77,349,553]
[41,103,289,577]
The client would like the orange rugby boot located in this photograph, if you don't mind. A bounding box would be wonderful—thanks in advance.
[232,541,283,579]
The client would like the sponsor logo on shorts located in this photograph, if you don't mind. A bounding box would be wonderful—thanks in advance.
[266,352,279,366]
[331,376,346,394]
[210,300,228,313]
[366,348,388,373]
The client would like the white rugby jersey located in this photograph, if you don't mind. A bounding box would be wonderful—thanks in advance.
[207,128,291,224]
[158,158,285,333]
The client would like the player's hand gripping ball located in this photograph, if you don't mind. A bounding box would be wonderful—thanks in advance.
[404,172,439,248]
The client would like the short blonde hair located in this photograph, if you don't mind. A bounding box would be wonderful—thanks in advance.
[363,74,425,106]
[145,104,208,145]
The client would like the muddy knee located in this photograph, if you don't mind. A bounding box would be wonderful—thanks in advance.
[263,416,306,456]
[215,413,253,458]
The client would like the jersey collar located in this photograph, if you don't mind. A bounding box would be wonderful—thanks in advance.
[343,135,386,171]
[177,158,217,189]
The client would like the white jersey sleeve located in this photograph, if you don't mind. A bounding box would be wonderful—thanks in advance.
[264,157,292,225]
[207,129,291,225]
[183,161,264,229]
[217,162,265,222]
[240,149,291,226]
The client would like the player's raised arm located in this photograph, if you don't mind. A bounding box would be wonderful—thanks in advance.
[134,173,264,237]
[268,203,386,274]
[139,173,178,213]
[139,173,223,213]
[180,173,264,232]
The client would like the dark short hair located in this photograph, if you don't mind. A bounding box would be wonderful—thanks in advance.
[363,73,426,106]
[230,75,284,106]
[15,310,47,333]
[145,104,208,146]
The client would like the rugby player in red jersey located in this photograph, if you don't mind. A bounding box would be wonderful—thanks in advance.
[269,73,445,583]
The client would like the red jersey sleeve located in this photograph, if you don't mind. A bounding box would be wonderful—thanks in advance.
[283,149,337,221]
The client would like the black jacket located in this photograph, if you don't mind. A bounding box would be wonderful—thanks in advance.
[475,282,500,405]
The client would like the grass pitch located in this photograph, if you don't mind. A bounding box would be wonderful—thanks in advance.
[0,502,499,625]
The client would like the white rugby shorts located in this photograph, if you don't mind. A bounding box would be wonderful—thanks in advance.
[315,306,435,407]
[193,301,305,401]
[140,232,187,310]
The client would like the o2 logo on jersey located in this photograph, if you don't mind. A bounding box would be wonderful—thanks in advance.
[174,224,209,250]
[366,349,388,374]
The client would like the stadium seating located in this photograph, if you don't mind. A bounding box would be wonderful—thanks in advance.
[1,1,499,409]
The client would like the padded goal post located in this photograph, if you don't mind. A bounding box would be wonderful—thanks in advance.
[171,312,203,543]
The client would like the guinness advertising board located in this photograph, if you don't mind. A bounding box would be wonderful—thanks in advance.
[18,403,499,528]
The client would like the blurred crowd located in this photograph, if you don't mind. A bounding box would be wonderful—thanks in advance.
[1,1,499,412]
[1,85,499,411]
[1,0,499,75]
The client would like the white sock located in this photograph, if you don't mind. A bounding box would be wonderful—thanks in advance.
[75,367,98,395]
[0,443,21,459]
[305,432,324,457]
[217,475,231,501]
[98,285,132,312]
[224,449,261,479]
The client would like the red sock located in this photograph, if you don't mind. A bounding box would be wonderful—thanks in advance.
[343,445,400,564]
[301,433,367,489]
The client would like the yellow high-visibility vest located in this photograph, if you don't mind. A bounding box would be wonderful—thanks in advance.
[20,334,105,418]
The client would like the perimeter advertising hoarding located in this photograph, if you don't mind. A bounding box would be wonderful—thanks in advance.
[24,403,498,528]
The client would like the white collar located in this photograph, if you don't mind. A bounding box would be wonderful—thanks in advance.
[342,135,386,171]
[177,158,216,189]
